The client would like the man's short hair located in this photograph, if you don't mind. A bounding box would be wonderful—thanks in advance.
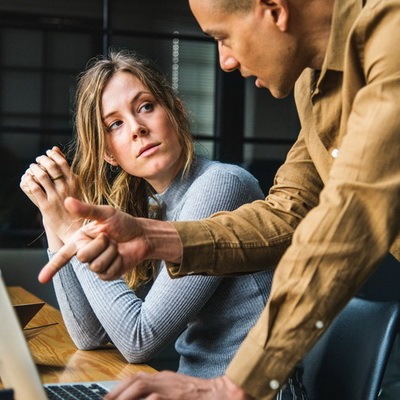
[216,0,254,14]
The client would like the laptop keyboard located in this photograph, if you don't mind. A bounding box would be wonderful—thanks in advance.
[44,383,109,399]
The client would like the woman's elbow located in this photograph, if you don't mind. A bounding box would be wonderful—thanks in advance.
[118,344,159,364]
[71,336,107,351]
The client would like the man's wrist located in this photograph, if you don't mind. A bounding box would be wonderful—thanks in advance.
[218,376,254,400]
[140,218,183,263]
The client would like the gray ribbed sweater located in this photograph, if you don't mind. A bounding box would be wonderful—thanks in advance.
[52,155,274,378]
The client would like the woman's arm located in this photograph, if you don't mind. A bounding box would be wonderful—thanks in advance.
[20,147,107,347]
[20,146,82,251]
[62,165,265,362]
[68,259,221,362]
[52,260,109,349]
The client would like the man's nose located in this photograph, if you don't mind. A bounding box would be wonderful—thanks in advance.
[218,42,239,72]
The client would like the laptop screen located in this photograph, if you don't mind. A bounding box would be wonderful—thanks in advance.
[0,270,48,400]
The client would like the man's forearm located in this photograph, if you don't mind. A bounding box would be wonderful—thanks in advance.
[140,218,183,264]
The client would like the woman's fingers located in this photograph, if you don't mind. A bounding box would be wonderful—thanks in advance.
[20,170,47,203]
[30,147,69,185]
[35,156,64,182]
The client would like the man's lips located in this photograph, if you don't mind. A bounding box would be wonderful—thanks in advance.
[241,73,263,88]
[137,143,160,158]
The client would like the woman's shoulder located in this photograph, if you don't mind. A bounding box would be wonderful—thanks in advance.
[195,156,258,182]
[191,156,265,198]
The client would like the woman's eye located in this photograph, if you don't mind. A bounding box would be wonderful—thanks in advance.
[139,102,154,113]
[108,120,123,131]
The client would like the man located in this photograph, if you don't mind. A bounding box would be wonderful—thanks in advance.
[40,0,400,399]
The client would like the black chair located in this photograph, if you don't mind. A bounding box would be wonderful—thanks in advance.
[302,297,400,400]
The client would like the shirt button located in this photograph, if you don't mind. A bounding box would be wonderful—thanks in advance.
[269,379,280,390]
[315,320,324,329]
[331,148,339,158]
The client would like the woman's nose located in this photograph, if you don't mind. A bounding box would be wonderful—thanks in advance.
[132,124,149,141]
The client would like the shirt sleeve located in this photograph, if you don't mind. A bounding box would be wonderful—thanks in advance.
[168,129,323,276]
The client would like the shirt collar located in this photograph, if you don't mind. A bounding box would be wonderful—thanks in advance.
[321,0,363,73]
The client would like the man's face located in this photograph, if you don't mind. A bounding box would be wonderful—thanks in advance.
[189,0,301,99]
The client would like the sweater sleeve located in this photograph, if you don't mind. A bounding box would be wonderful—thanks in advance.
[51,256,109,349]
[52,163,265,363]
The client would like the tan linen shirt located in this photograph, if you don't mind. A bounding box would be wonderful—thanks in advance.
[168,0,400,398]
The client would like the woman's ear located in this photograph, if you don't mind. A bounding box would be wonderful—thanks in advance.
[104,152,119,166]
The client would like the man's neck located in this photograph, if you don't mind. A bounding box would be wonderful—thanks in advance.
[297,0,335,70]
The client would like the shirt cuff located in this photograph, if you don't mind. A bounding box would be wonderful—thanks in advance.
[166,220,216,277]
[226,334,294,400]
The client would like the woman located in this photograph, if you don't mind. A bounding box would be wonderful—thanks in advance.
[21,51,305,397]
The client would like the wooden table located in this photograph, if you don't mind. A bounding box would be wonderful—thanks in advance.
[5,286,156,385]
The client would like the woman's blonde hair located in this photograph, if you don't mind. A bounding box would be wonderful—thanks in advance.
[70,50,194,289]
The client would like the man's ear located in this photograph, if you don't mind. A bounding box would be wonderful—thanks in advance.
[258,0,289,32]
[104,152,119,166]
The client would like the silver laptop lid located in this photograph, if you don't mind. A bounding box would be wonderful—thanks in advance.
[0,270,47,400]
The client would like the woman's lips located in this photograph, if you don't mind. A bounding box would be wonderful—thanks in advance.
[138,143,160,158]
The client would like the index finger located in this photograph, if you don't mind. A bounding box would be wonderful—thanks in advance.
[51,146,66,158]
[38,240,78,283]
[64,197,116,224]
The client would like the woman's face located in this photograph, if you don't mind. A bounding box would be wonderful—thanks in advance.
[101,71,184,193]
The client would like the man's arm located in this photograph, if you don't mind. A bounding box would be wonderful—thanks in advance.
[40,128,320,283]
[39,198,183,283]
[169,128,323,277]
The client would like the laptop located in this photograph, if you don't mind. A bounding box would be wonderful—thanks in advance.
[0,270,117,399]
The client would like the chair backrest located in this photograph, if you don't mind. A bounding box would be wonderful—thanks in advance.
[302,297,400,400]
